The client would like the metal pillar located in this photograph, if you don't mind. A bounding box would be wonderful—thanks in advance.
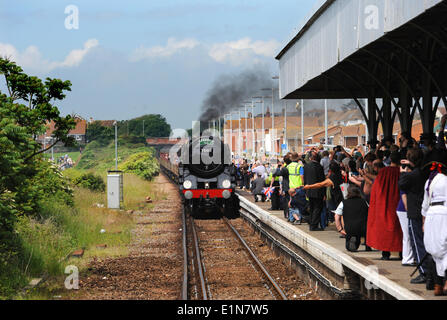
[421,73,436,141]
[367,97,379,149]
[324,99,328,146]
[398,83,414,136]
[381,97,393,142]
[365,99,369,148]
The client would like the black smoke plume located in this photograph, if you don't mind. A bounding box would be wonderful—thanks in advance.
[199,67,274,125]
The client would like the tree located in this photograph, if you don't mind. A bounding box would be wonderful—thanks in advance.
[0,58,76,232]
[85,121,114,145]
[118,114,171,138]
[0,58,76,159]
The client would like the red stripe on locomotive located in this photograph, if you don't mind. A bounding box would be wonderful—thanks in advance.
[182,189,233,199]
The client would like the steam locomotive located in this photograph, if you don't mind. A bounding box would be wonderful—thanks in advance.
[159,134,240,218]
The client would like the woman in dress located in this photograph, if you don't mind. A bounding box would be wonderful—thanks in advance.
[421,150,447,296]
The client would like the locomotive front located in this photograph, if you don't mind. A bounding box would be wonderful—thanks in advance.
[178,135,239,218]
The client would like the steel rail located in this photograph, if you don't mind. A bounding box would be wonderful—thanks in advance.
[159,162,190,300]
[238,206,355,299]
[190,217,208,300]
[181,206,188,300]
[160,159,286,300]
[222,217,288,300]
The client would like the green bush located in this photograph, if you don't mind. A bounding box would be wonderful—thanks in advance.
[118,135,146,145]
[72,172,105,192]
[119,152,159,181]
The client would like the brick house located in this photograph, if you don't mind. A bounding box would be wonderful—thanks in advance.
[38,117,87,145]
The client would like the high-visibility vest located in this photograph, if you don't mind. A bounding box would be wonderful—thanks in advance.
[288,162,303,189]
[266,171,280,185]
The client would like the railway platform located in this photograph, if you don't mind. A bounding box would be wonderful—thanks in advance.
[236,189,447,301]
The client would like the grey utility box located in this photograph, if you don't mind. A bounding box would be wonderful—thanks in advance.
[107,171,123,209]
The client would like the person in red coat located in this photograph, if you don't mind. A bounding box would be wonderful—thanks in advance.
[367,152,403,260]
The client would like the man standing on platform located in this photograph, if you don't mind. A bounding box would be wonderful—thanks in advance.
[303,151,325,231]
[273,152,292,219]
[399,148,435,288]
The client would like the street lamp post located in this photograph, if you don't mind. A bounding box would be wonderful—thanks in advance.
[238,110,242,157]
[251,99,256,157]
[272,93,275,156]
[271,76,280,156]
[242,101,251,156]
[262,97,265,153]
[244,104,248,155]
[229,113,233,154]
[325,99,328,147]
[261,95,272,156]
[114,121,118,170]
[284,101,287,154]
[262,88,272,156]
[224,114,229,144]
[301,100,304,153]
[252,97,263,156]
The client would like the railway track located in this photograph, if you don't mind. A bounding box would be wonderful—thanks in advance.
[183,213,288,300]
[158,166,317,301]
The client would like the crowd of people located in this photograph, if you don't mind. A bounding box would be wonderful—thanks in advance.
[57,154,75,170]
[233,114,447,297]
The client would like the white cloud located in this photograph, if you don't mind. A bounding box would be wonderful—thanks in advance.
[130,37,280,66]
[130,37,199,61]
[208,37,280,66]
[60,39,99,68]
[0,39,99,74]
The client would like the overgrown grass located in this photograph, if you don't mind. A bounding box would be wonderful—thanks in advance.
[76,140,151,172]
[15,172,165,300]
[1,137,163,299]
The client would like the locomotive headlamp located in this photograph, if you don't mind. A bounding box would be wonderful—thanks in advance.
[222,190,231,199]
[183,180,193,189]
[222,179,231,189]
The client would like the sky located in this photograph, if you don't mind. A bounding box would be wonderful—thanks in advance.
[0,0,321,130]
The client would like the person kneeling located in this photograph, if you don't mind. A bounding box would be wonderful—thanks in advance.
[288,188,308,225]
[334,185,369,252]
[251,173,266,203]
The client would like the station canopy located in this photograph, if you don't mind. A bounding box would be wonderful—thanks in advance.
[276,0,447,100]
[276,0,447,142]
